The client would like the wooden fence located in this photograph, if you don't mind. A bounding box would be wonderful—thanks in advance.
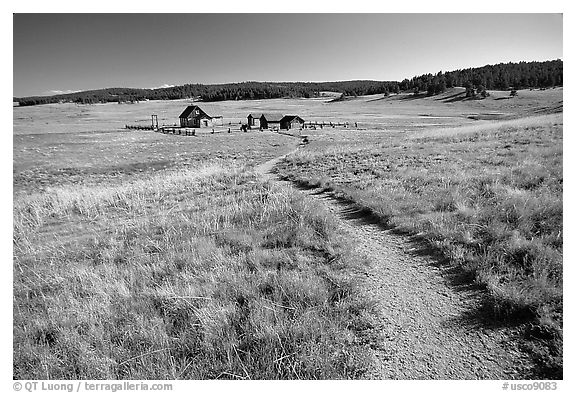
[124,118,357,136]
[304,121,355,129]
[125,124,156,130]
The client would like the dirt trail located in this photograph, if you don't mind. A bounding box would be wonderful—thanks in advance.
[254,150,532,379]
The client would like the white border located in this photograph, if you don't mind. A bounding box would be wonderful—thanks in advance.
[4,4,572,392]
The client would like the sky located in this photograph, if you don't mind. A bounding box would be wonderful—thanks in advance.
[13,13,563,97]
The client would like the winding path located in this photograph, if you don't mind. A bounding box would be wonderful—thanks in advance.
[254,147,533,379]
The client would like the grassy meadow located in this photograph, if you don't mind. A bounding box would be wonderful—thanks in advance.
[13,97,383,379]
[13,129,299,194]
[13,87,563,378]
[276,112,563,376]
[14,87,562,194]
[14,96,341,193]
[13,163,379,379]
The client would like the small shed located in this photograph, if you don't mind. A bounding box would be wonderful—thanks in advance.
[280,115,305,130]
[260,113,284,129]
[179,105,222,128]
[247,113,262,128]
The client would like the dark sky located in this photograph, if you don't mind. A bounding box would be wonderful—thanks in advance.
[13,13,563,97]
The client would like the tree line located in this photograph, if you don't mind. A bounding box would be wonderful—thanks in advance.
[14,81,400,106]
[399,59,563,97]
[14,60,562,106]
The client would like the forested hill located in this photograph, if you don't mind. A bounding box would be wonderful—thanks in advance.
[400,59,563,96]
[13,81,399,107]
[14,59,562,106]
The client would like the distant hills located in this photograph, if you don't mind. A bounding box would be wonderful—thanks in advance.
[14,59,562,107]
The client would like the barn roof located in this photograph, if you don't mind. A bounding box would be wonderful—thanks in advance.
[248,113,262,118]
[179,105,212,119]
[261,113,284,122]
[281,115,305,122]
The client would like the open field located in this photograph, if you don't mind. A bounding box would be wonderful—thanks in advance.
[14,87,563,135]
[13,130,299,193]
[13,87,562,193]
[14,164,378,379]
[13,87,563,378]
[276,111,563,377]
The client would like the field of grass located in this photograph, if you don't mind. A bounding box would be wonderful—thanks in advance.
[13,130,298,194]
[13,87,562,192]
[13,87,563,135]
[276,112,563,376]
[13,87,563,378]
[13,163,381,379]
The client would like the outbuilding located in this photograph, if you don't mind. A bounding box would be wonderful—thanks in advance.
[259,113,284,129]
[280,115,305,130]
[179,105,222,128]
[247,113,262,128]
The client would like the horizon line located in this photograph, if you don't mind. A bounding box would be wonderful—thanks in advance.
[14,57,563,99]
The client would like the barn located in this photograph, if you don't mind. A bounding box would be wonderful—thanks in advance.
[179,105,223,128]
[280,115,305,130]
[260,113,284,129]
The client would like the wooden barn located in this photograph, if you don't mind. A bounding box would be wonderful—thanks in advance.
[247,113,262,128]
[260,113,284,129]
[179,105,223,128]
[280,115,305,130]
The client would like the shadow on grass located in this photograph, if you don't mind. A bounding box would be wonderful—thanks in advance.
[366,95,393,103]
[283,176,536,331]
[396,237,536,330]
[278,175,564,380]
[397,93,427,101]
[440,93,469,103]
[435,91,465,102]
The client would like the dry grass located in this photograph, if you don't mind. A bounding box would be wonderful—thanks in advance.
[13,88,563,136]
[410,114,562,140]
[13,131,298,193]
[14,87,563,193]
[13,87,564,379]
[13,163,378,379]
[276,113,563,377]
